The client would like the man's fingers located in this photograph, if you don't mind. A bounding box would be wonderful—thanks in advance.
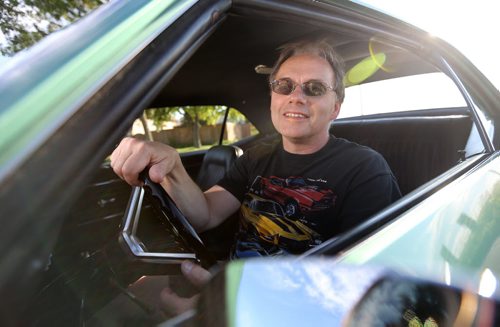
[110,137,139,182]
[120,151,152,186]
[159,287,199,316]
[181,260,212,288]
[110,137,177,186]
[110,139,127,179]
[148,161,169,184]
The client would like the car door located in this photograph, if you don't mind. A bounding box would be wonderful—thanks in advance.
[0,0,232,325]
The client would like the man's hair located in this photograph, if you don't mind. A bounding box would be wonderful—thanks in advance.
[269,38,345,103]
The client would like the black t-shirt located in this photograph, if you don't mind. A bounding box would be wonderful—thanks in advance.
[217,136,401,258]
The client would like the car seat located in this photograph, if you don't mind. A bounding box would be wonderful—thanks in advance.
[195,145,243,259]
[196,145,243,191]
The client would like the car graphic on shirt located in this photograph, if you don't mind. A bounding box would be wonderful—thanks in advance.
[252,176,336,217]
[240,194,322,253]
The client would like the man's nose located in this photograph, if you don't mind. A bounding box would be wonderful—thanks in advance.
[289,84,306,101]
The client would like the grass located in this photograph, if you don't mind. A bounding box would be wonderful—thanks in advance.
[176,139,241,153]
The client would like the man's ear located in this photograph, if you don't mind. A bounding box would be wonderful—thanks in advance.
[330,102,341,120]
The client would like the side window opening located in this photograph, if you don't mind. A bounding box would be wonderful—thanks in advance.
[331,71,481,196]
[131,106,259,153]
[338,72,467,119]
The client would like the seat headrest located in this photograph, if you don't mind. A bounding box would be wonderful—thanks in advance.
[196,145,243,191]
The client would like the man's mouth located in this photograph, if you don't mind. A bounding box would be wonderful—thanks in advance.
[284,112,308,118]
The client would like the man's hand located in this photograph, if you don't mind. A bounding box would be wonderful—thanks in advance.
[160,260,212,316]
[110,137,241,232]
[110,137,180,186]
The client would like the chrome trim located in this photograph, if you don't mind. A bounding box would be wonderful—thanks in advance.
[120,186,196,263]
[439,57,495,152]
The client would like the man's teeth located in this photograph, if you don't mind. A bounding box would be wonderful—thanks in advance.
[285,113,306,118]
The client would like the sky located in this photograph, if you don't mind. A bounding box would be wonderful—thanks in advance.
[357,0,500,91]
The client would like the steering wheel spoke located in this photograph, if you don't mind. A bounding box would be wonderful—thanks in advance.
[119,171,216,270]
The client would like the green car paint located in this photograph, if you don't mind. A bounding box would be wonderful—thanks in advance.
[226,260,245,327]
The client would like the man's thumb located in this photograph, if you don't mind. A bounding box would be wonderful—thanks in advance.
[181,260,212,288]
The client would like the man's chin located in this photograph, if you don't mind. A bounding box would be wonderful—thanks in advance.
[281,133,308,142]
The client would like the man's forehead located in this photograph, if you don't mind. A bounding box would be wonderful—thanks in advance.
[276,54,335,81]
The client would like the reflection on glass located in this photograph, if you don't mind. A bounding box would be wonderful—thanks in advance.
[235,260,382,326]
[479,269,497,298]
[445,262,451,286]
[344,52,386,86]
[343,276,460,327]
[222,260,499,327]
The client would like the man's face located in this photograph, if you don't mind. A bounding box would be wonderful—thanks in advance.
[270,54,340,150]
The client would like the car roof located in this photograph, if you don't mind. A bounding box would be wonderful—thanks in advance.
[150,12,438,133]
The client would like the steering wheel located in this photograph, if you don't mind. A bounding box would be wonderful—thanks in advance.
[135,171,217,269]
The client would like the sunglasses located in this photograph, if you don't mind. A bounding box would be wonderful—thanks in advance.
[269,78,334,97]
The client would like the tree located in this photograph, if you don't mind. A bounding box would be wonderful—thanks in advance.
[227,107,248,123]
[146,106,231,148]
[180,105,226,147]
[144,107,177,131]
[1,0,107,56]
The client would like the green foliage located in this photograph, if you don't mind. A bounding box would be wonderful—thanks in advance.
[147,105,233,128]
[1,0,107,55]
[227,108,248,123]
[144,107,176,130]
[146,105,249,148]
[180,105,226,126]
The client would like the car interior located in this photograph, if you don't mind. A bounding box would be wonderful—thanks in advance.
[26,4,483,326]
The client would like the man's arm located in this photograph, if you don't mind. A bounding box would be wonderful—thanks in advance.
[111,137,240,232]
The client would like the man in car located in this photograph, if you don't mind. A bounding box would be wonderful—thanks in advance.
[111,38,401,314]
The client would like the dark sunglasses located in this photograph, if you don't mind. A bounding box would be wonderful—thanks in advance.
[269,78,334,97]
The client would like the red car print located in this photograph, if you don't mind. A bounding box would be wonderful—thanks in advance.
[254,176,336,217]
